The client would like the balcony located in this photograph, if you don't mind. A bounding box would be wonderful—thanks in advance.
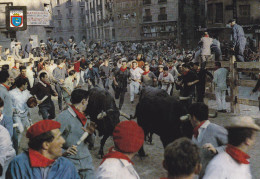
[143,16,152,22]
[97,19,103,25]
[143,0,151,5]
[158,0,167,3]
[67,13,74,19]
[55,14,63,20]
[90,8,95,13]
[97,5,102,11]
[158,14,167,21]
[56,27,63,32]
[66,1,73,7]
[79,1,85,7]
[68,26,74,31]
[79,13,85,19]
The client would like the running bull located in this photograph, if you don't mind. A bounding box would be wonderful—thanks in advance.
[133,87,193,156]
[85,87,130,157]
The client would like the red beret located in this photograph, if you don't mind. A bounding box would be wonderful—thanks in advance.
[26,120,61,139]
[113,121,144,153]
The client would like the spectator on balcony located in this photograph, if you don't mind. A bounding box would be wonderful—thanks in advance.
[229,19,246,62]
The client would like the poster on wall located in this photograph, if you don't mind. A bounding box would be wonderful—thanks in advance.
[27,11,50,26]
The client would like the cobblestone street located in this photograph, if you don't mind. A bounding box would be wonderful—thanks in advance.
[20,83,260,179]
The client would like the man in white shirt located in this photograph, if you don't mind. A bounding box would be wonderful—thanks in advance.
[129,61,143,103]
[62,70,76,105]
[199,32,213,69]
[9,77,32,145]
[96,120,144,179]
[158,67,174,95]
[203,116,259,179]
[189,103,228,178]
[213,62,229,113]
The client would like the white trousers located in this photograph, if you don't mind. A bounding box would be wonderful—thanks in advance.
[76,72,80,86]
[215,88,226,110]
[162,84,172,95]
[130,81,140,102]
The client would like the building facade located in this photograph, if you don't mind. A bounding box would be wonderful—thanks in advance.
[141,0,178,42]
[206,0,260,50]
[113,0,142,42]
[0,0,54,50]
[51,0,87,43]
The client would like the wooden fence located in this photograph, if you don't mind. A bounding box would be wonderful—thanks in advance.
[205,56,260,114]
[0,56,49,68]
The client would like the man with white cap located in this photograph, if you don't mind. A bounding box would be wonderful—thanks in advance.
[203,116,260,179]
[96,120,144,179]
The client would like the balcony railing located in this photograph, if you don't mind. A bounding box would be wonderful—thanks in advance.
[68,26,74,31]
[80,13,85,19]
[97,20,103,25]
[158,14,167,21]
[79,1,85,7]
[143,0,151,5]
[158,0,167,3]
[66,1,73,7]
[67,13,74,19]
[56,27,63,32]
[143,16,152,22]
[55,14,63,20]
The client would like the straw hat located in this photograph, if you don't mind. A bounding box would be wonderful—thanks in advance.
[226,116,260,131]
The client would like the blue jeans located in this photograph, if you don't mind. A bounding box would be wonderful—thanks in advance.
[39,101,55,120]
[102,78,110,90]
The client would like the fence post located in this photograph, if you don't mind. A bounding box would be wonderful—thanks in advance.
[230,55,240,113]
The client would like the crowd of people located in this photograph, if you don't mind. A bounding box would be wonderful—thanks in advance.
[0,19,260,179]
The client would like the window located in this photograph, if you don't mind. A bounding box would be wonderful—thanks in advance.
[81,8,84,14]
[69,20,73,26]
[215,3,223,23]
[145,9,151,16]
[239,5,250,17]
[58,21,61,27]
[57,10,61,15]
[57,0,60,5]
[160,7,166,14]
[207,4,213,24]
[69,8,72,14]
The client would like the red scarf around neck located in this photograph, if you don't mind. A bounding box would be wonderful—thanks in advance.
[193,120,207,139]
[1,83,10,91]
[69,105,87,126]
[100,147,134,165]
[13,66,18,70]
[163,73,168,77]
[169,67,173,70]
[89,68,93,71]
[226,144,250,164]
[183,70,189,76]
[143,70,150,75]
[29,148,55,167]
[120,67,127,72]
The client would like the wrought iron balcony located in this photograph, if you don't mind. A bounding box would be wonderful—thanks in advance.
[66,1,73,7]
[143,0,151,5]
[67,13,74,19]
[158,14,167,21]
[143,16,152,22]
[79,1,85,7]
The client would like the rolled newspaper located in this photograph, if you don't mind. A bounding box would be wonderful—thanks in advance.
[76,132,89,146]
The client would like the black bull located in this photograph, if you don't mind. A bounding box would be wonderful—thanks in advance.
[134,87,193,156]
[85,87,120,157]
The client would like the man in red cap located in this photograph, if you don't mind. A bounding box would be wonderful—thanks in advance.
[96,120,144,179]
[6,120,80,179]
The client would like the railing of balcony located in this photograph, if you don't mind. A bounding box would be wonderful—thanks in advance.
[66,1,73,7]
[67,13,74,18]
[79,1,85,7]
[143,0,151,5]
[143,16,152,22]
[158,14,167,21]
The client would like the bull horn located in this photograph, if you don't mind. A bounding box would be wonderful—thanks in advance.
[97,111,107,120]
[180,114,190,121]
[120,111,131,120]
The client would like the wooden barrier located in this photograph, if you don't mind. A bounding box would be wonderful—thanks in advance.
[205,57,260,114]
[0,56,49,68]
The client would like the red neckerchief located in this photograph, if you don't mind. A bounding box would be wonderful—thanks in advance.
[13,66,18,70]
[81,59,86,63]
[193,120,207,139]
[100,147,134,165]
[143,70,150,75]
[226,144,250,164]
[69,105,87,126]
[1,83,10,91]
[58,67,63,70]
[89,68,93,71]
[120,67,127,72]
[169,67,173,70]
[205,35,209,37]
[183,70,189,76]
[163,73,168,77]
[29,148,55,167]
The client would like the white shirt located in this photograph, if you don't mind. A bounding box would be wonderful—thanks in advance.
[96,158,140,179]
[63,76,76,93]
[9,88,32,114]
[200,37,213,55]
[192,120,210,143]
[130,67,144,81]
[203,152,252,179]
[158,72,174,85]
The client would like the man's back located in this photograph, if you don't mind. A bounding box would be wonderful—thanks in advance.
[213,68,228,90]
